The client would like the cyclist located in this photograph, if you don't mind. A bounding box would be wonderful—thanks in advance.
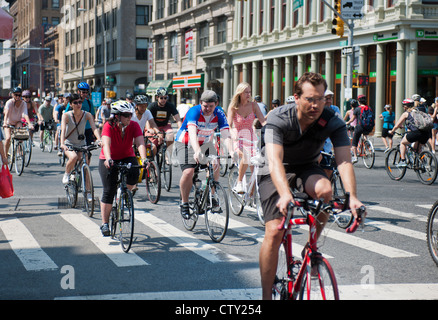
[147,87,182,156]
[132,95,161,135]
[258,72,366,300]
[3,87,35,157]
[65,82,96,146]
[37,96,55,149]
[60,93,101,185]
[54,93,70,154]
[345,94,374,163]
[388,98,430,167]
[174,90,232,218]
[98,101,148,236]
[22,90,38,141]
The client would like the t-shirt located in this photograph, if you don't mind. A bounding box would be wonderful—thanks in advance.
[99,120,143,160]
[131,109,153,132]
[38,104,54,122]
[381,111,395,129]
[175,105,229,146]
[264,105,350,167]
[147,101,178,127]
[4,98,28,125]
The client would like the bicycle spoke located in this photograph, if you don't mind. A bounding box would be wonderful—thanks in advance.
[205,182,229,242]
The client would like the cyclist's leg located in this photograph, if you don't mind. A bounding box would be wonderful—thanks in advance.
[350,127,362,159]
[4,126,12,156]
[98,159,117,231]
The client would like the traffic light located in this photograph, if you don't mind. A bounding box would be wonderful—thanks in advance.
[22,65,27,75]
[331,0,344,37]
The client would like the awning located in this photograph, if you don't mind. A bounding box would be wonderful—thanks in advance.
[172,74,204,89]
[146,79,173,95]
[0,8,13,41]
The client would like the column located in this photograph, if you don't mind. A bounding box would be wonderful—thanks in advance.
[310,52,318,73]
[222,59,231,110]
[325,51,334,92]
[297,54,305,79]
[375,43,385,137]
[252,61,260,96]
[408,40,418,98]
[242,63,249,84]
[262,59,270,105]
[358,46,367,97]
[233,64,239,92]
[395,41,405,120]
[285,56,293,98]
[273,58,281,101]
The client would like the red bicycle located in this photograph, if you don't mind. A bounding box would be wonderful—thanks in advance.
[272,191,365,300]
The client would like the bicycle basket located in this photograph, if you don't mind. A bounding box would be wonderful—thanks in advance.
[13,129,29,140]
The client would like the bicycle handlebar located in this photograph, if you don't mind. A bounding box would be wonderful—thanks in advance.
[66,144,100,153]
[346,206,366,233]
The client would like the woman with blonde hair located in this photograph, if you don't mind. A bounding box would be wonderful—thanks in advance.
[227,82,266,194]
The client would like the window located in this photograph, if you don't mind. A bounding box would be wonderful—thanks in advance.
[198,22,209,52]
[136,5,151,25]
[183,0,192,10]
[89,47,94,65]
[52,0,60,8]
[259,0,264,35]
[169,32,178,59]
[76,26,81,42]
[156,36,164,60]
[217,16,227,44]
[89,19,94,37]
[137,38,148,60]
[169,0,178,15]
[76,52,81,70]
[84,50,88,67]
[42,17,48,24]
[96,44,102,64]
[52,17,60,25]
[112,39,117,60]
[112,9,117,28]
[65,55,69,71]
[156,0,165,19]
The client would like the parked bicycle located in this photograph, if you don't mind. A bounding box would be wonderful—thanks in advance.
[6,125,30,176]
[353,134,375,169]
[64,144,99,217]
[110,161,144,253]
[182,155,229,243]
[273,191,365,300]
[228,153,265,225]
[385,132,438,185]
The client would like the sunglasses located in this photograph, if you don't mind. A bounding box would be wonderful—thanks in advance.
[159,96,168,100]
[71,100,82,105]
[23,96,31,99]
[14,94,21,97]
[120,112,132,118]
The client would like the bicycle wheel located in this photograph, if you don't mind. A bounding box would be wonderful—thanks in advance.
[24,138,32,167]
[14,142,25,176]
[8,141,15,171]
[162,151,172,192]
[227,166,244,216]
[145,160,161,204]
[205,182,229,243]
[416,151,438,185]
[118,189,134,253]
[385,147,406,180]
[254,186,265,226]
[82,165,95,217]
[362,140,375,169]
[44,131,53,153]
[299,255,339,300]
[65,180,78,208]
[427,200,438,267]
[59,150,66,167]
[110,205,117,239]
[182,188,199,231]
[272,243,294,300]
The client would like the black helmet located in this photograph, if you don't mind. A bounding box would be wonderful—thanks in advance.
[272,99,280,105]
[349,99,359,108]
[12,87,22,94]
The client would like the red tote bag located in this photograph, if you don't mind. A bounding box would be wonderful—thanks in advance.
[0,164,14,198]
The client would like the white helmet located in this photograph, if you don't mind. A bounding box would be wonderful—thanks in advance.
[286,96,295,103]
[110,100,132,115]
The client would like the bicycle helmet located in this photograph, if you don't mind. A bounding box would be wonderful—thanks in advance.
[111,100,133,115]
[22,90,31,97]
[285,96,295,104]
[134,95,148,105]
[12,87,22,94]
[412,94,421,101]
[77,82,90,91]
[126,93,134,100]
[402,98,414,106]
[357,94,367,104]
[156,87,168,97]
[272,99,280,105]
[349,98,359,108]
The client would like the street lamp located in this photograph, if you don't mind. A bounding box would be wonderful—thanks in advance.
[78,7,107,98]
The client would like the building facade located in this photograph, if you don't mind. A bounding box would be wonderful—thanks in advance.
[0,0,13,98]
[230,0,438,136]
[61,0,153,100]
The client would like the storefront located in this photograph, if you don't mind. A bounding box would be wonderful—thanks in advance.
[172,74,204,105]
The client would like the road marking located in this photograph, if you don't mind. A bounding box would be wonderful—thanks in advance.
[369,205,427,222]
[0,218,58,271]
[135,213,241,263]
[365,218,425,241]
[61,213,149,267]
[56,283,438,300]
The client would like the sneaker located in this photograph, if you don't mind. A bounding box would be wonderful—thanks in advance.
[397,159,407,168]
[211,198,222,213]
[57,150,62,157]
[180,202,190,219]
[70,173,76,181]
[100,223,110,237]
[351,156,358,164]
[62,173,69,184]
[233,182,245,194]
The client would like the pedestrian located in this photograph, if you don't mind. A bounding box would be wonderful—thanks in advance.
[379,104,395,152]
[254,95,268,117]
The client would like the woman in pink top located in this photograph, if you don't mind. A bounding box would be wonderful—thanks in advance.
[227,82,266,194]
[3,87,34,156]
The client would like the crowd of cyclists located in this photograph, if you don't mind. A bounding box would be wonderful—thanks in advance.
[4,72,438,299]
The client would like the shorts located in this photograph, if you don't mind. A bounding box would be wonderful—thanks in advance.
[381,128,393,138]
[174,140,216,171]
[259,163,327,223]
[406,130,430,145]
[352,125,370,147]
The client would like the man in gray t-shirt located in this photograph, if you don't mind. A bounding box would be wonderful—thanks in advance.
[258,72,366,300]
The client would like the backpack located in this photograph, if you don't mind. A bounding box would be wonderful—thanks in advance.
[359,105,375,132]
[410,109,433,131]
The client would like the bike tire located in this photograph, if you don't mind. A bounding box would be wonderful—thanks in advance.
[272,242,293,300]
[65,181,78,208]
[162,154,172,192]
[110,205,117,239]
[119,189,135,253]
[385,147,406,180]
[255,185,265,226]
[416,151,438,185]
[47,134,53,153]
[82,165,95,217]
[8,141,15,171]
[205,182,229,243]
[362,140,375,169]
[227,166,244,216]
[24,138,32,167]
[14,142,25,176]
[427,200,438,267]
[299,255,339,300]
[145,160,161,204]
